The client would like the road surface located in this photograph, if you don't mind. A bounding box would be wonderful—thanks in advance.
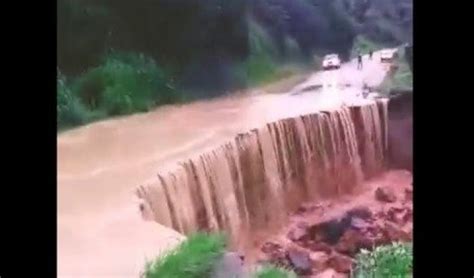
[57,50,393,277]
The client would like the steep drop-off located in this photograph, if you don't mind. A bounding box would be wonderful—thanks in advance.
[136,100,389,249]
[388,91,412,171]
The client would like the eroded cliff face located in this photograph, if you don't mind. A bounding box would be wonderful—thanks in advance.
[388,92,412,171]
[136,100,390,248]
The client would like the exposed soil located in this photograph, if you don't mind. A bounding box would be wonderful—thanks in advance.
[255,170,412,277]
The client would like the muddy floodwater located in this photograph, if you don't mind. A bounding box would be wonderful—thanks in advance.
[58,52,393,277]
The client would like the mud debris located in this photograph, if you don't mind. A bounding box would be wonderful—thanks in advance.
[260,200,412,276]
[375,186,397,203]
[326,254,353,273]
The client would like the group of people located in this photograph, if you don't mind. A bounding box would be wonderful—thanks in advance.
[357,50,373,70]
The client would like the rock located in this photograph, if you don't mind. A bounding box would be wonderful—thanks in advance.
[287,248,312,275]
[405,187,413,201]
[296,203,322,214]
[310,251,329,262]
[347,206,372,219]
[383,222,411,242]
[261,242,288,266]
[287,225,309,242]
[296,221,310,229]
[402,209,413,223]
[350,217,369,231]
[386,207,405,225]
[261,242,283,254]
[375,187,397,203]
[309,215,353,245]
[310,251,330,272]
[306,241,333,254]
[375,210,386,219]
[326,254,353,273]
[314,268,347,278]
[401,223,413,240]
[334,230,373,256]
[211,252,245,278]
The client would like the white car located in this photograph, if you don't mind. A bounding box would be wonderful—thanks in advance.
[380,49,396,63]
[322,54,341,70]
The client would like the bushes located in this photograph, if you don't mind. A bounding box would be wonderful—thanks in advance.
[142,233,227,278]
[353,242,412,278]
[75,52,182,115]
[58,52,184,129]
[57,72,89,128]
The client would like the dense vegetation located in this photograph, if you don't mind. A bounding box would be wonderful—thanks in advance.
[353,242,413,277]
[58,0,412,129]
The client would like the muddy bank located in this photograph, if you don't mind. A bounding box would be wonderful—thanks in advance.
[388,91,412,171]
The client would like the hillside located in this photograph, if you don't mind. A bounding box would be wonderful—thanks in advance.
[57,0,412,129]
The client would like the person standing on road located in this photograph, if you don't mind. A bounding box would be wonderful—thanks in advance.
[357,52,363,70]
[369,50,373,60]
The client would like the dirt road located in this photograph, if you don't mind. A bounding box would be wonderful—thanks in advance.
[57,50,393,277]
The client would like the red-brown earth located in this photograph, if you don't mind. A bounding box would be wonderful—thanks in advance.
[256,170,412,277]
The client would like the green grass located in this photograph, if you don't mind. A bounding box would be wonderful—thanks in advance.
[252,264,297,278]
[142,232,227,278]
[353,242,413,278]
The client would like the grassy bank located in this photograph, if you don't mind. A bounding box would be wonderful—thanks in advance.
[141,232,296,278]
[142,233,227,278]
[141,232,412,278]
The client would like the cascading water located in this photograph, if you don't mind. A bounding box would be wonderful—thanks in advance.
[136,100,389,250]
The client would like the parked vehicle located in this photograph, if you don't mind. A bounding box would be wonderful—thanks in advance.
[322,54,341,70]
[380,49,396,63]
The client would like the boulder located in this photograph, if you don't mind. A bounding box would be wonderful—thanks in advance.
[350,217,369,231]
[326,254,353,273]
[261,242,289,267]
[309,215,353,245]
[383,222,411,242]
[347,206,372,219]
[287,248,312,275]
[334,230,373,256]
[211,252,245,278]
[306,241,333,254]
[287,225,309,242]
[386,207,406,225]
[375,187,397,203]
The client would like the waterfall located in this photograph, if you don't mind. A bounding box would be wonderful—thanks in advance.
[136,100,389,247]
